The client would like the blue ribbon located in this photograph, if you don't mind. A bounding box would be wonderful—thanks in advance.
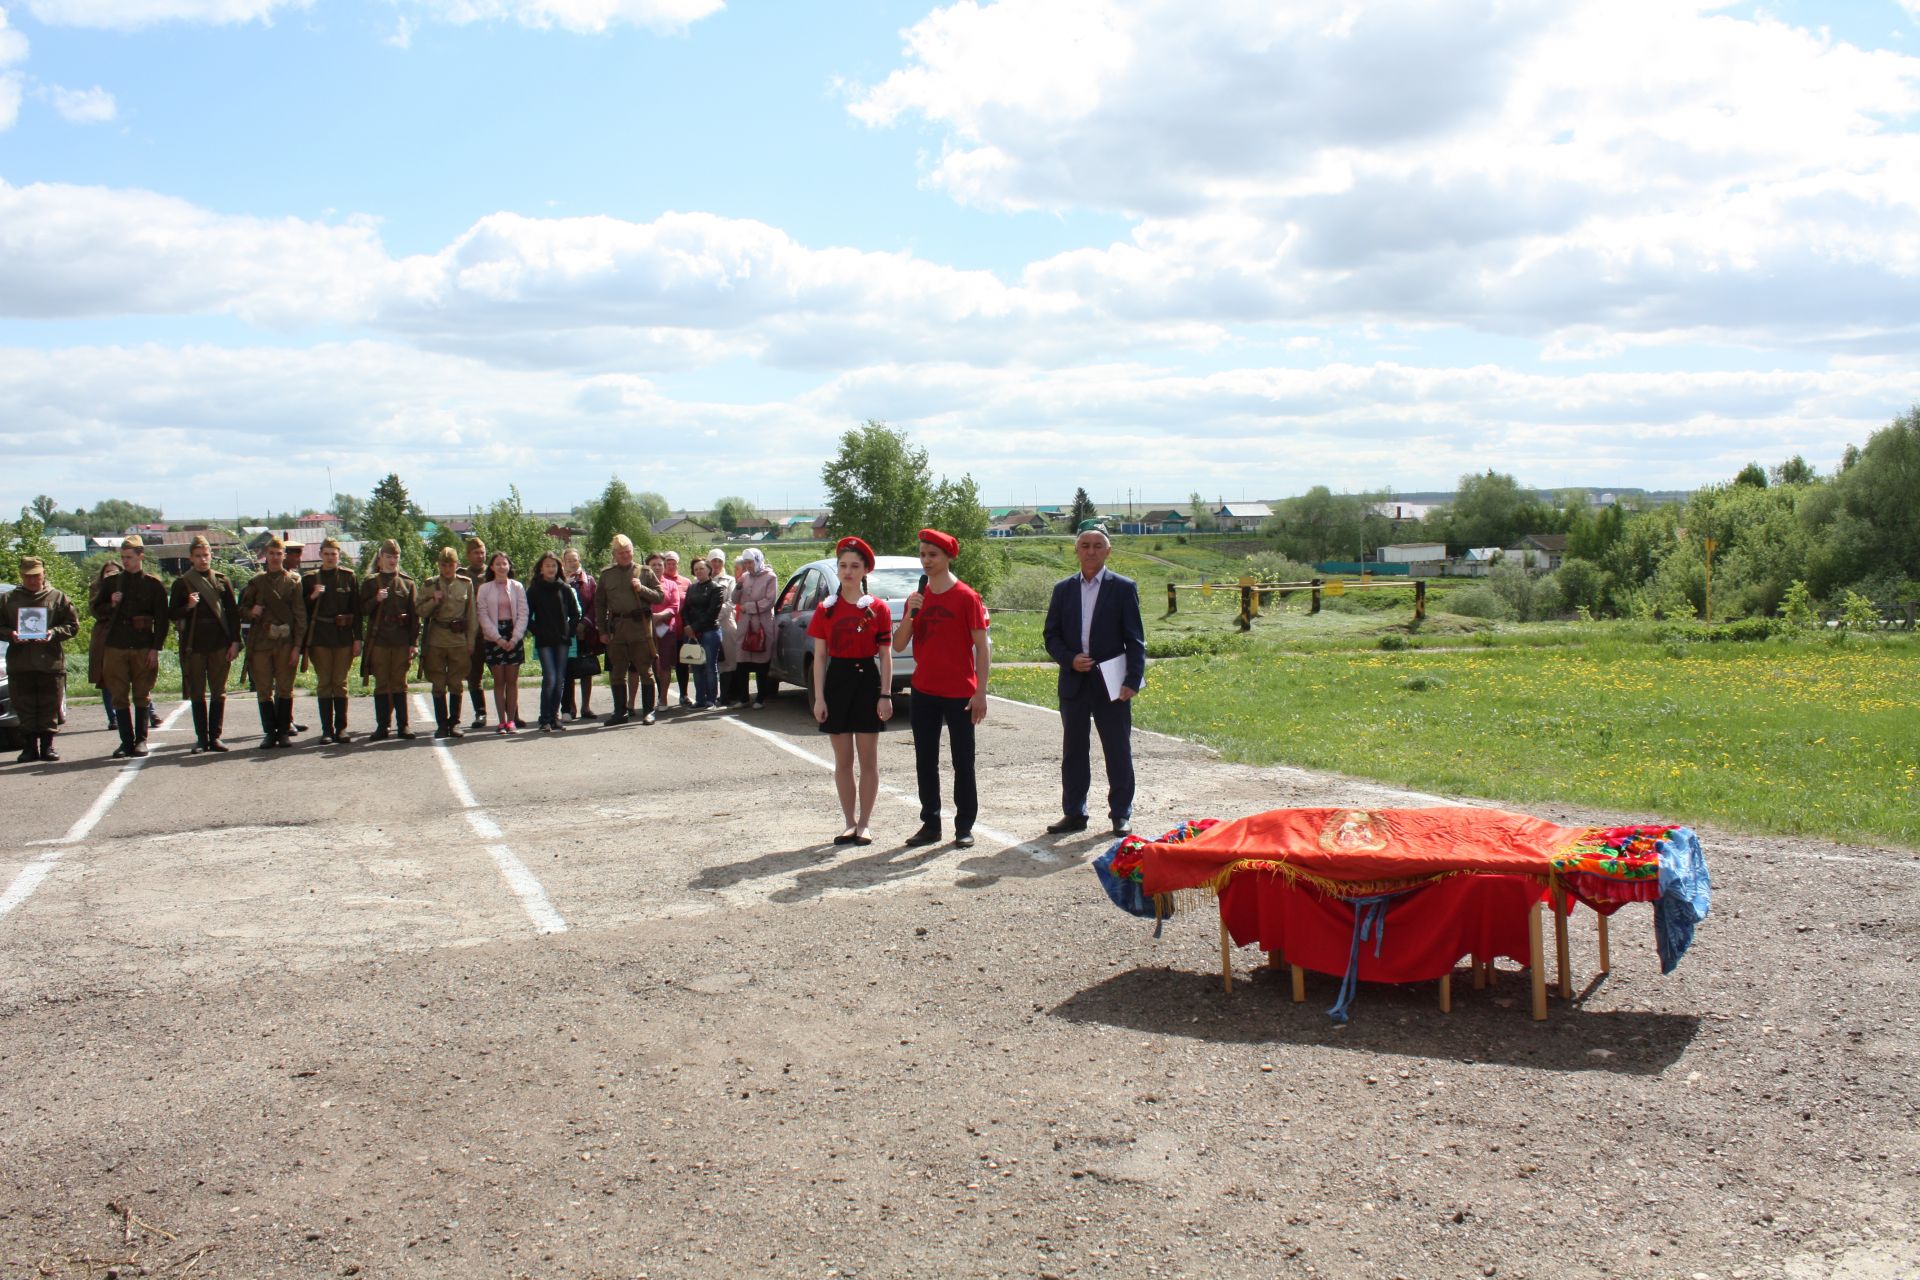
[1327,893,1398,1024]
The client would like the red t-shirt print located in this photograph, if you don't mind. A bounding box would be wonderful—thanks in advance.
[910,581,990,699]
[806,595,893,660]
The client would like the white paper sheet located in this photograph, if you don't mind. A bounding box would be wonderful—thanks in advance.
[1098,653,1128,700]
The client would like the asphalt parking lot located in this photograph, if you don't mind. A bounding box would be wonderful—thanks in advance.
[1,690,1916,1279]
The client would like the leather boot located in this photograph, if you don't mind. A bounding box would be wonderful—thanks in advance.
[15,734,40,764]
[640,682,657,726]
[257,700,278,749]
[276,699,296,747]
[190,698,209,753]
[39,732,59,763]
[446,691,465,737]
[113,709,135,759]
[370,694,393,741]
[129,705,151,758]
[432,693,450,739]
[317,697,336,743]
[605,682,629,725]
[395,695,416,740]
[333,697,353,743]
[207,697,229,752]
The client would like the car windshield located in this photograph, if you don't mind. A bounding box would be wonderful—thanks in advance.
[866,568,924,601]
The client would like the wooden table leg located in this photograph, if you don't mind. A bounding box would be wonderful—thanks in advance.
[1553,891,1572,999]
[1528,903,1548,1022]
[1597,912,1612,974]
[1290,964,1305,1004]
[1439,973,1452,1013]
[1471,952,1487,990]
[1219,914,1233,995]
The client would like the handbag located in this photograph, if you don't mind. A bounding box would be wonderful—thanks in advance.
[677,641,707,665]
[567,653,601,678]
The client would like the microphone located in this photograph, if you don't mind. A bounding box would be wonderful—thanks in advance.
[911,573,928,619]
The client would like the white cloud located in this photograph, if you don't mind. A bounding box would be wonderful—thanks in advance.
[0,6,26,132]
[24,0,306,26]
[401,0,722,34]
[852,0,1920,352]
[43,83,115,123]
[0,5,26,63]
[2,342,1911,519]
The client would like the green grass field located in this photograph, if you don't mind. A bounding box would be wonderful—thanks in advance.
[991,632,1920,848]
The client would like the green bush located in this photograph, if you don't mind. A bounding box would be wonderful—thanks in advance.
[991,565,1059,612]
[1378,634,1411,651]
[1446,586,1513,620]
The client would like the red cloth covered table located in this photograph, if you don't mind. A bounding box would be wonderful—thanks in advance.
[1219,872,1550,984]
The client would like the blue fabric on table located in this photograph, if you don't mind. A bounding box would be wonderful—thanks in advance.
[1653,826,1711,974]
[1093,839,1169,925]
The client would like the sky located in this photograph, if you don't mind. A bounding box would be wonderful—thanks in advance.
[3,0,1919,519]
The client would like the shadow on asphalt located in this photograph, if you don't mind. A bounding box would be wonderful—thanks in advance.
[1051,965,1701,1074]
[767,842,956,903]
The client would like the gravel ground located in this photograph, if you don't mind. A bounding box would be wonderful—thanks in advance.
[0,691,1915,1279]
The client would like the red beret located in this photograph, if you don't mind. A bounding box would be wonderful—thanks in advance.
[835,536,875,570]
[918,528,959,560]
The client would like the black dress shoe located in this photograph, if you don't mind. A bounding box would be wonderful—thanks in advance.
[1112,819,1132,836]
[833,831,859,846]
[954,831,975,848]
[904,823,942,847]
[1046,815,1090,834]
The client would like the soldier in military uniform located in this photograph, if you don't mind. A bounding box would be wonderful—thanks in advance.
[593,533,664,726]
[420,545,478,739]
[91,535,171,759]
[3,556,81,764]
[281,541,311,736]
[238,536,306,749]
[359,538,419,740]
[167,534,242,753]
[303,536,362,744]
[461,537,490,730]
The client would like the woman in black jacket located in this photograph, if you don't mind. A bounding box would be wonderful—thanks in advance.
[526,552,583,732]
[679,557,725,709]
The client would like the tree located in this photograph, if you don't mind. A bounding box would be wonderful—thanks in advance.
[1188,492,1219,533]
[358,473,430,580]
[472,486,554,578]
[926,472,1004,599]
[711,496,758,534]
[1445,471,1552,550]
[1814,406,1920,592]
[821,420,934,555]
[584,476,655,565]
[330,492,368,530]
[634,491,671,526]
[29,495,56,525]
[1069,488,1097,529]
[1734,463,1768,488]
[1772,455,1817,487]
[78,498,162,537]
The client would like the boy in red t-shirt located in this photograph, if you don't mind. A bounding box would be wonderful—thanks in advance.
[892,528,991,847]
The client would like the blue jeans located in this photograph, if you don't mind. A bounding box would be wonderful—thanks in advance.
[695,630,722,706]
[536,644,567,725]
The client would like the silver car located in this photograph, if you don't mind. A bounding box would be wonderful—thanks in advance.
[766,555,926,700]
[0,584,15,747]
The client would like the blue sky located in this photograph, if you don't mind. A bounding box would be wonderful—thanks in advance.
[3,0,1919,518]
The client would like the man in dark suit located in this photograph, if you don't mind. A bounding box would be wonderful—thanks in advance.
[1042,529,1146,836]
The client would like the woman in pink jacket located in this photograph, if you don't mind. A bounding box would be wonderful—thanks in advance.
[475,552,530,734]
[731,547,778,708]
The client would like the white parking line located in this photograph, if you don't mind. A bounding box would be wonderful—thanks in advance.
[3,701,189,922]
[721,715,1062,863]
[412,695,568,934]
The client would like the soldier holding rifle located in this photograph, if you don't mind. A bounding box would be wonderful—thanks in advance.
[167,534,242,753]
[359,538,418,741]
[238,536,305,749]
[92,535,170,759]
[303,537,361,744]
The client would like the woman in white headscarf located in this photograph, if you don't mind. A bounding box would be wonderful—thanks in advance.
[732,547,779,708]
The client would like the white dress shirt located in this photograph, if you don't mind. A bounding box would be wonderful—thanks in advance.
[1078,568,1109,654]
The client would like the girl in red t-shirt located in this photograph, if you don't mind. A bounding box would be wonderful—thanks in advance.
[810,537,896,845]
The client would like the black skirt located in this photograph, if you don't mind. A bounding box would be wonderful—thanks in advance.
[819,657,886,735]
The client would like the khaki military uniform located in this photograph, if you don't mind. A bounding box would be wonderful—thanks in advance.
[595,561,664,686]
[2,584,80,736]
[304,565,361,697]
[239,568,306,701]
[420,573,477,695]
[92,569,170,712]
[169,568,241,699]
[459,563,488,720]
[359,570,418,694]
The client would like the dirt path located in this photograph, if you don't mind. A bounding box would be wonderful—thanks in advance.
[0,693,1914,1278]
